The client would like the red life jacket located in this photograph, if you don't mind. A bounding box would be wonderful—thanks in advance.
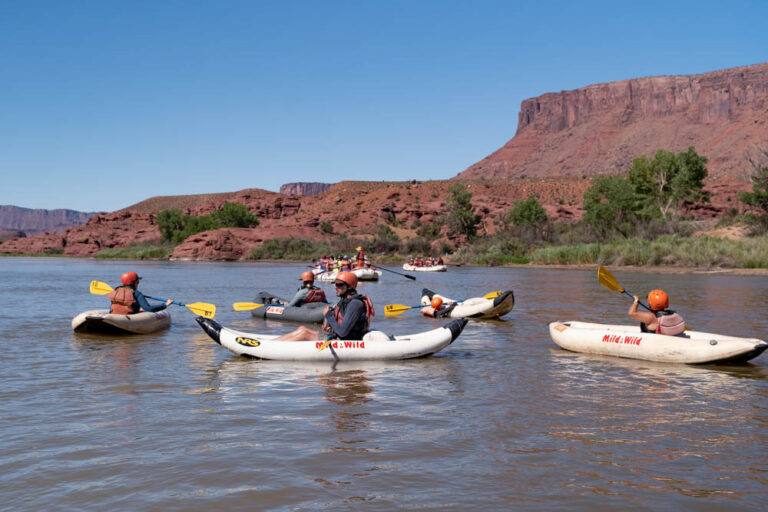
[108,286,137,315]
[304,286,327,304]
[333,294,375,339]
[656,311,685,336]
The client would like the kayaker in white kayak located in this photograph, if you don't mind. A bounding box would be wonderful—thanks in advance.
[420,296,458,318]
[108,271,172,315]
[628,289,686,336]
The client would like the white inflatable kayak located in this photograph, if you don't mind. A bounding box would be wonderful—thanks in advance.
[314,267,381,282]
[403,263,447,272]
[549,321,768,364]
[196,316,468,361]
[72,309,171,334]
[420,288,514,320]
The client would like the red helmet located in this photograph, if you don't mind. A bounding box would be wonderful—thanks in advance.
[647,289,669,311]
[301,271,315,283]
[121,271,140,286]
[430,296,443,309]
[334,271,358,290]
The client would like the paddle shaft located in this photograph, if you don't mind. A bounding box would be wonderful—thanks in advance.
[374,266,416,280]
[620,290,652,312]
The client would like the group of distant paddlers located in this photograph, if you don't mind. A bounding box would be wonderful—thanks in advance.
[316,247,371,273]
[406,256,444,267]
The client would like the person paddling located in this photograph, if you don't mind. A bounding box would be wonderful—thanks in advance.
[285,271,328,307]
[322,271,374,340]
[628,289,686,336]
[420,295,458,318]
[108,271,172,314]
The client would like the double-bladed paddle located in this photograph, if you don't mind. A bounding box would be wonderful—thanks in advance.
[232,302,266,311]
[596,266,652,312]
[384,290,504,317]
[89,280,216,318]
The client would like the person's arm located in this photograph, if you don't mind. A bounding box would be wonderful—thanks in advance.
[628,296,656,327]
[286,288,309,307]
[134,290,168,312]
[324,300,365,338]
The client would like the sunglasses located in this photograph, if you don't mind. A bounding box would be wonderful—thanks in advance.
[334,282,347,288]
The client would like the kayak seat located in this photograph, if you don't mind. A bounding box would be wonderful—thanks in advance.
[363,330,395,342]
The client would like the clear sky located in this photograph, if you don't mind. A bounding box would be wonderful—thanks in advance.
[1,0,766,212]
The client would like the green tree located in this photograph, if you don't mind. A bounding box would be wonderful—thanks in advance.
[508,195,548,227]
[210,202,260,228]
[739,147,768,220]
[156,202,259,244]
[446,183,481,240]
[628,147,709,219]
[583,175,646,238]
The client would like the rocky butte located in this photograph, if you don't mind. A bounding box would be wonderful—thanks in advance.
[457,62,768,181]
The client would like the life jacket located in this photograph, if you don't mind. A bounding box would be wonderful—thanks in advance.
[641,310,686,336]
[332,293,375,340]
[437,258,444,265]
[304,285,327,304]
[340,259,351,271]
[108,285,138,315]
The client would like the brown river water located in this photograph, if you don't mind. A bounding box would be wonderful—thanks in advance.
[1,258,767,511]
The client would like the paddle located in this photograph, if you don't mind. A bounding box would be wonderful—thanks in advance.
[232,302,266,311]
[596,266,653,312]
[384,290,504,316]
[89,280,216,318]
[373,266,416,281]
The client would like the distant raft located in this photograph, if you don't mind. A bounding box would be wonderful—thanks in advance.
[548,321,768,364]
[250,291,327,324]
[403,263,447,272]
[71,309,171,334]
[421,288,515,320]
[196,316,468,361]
[314,267,382,282]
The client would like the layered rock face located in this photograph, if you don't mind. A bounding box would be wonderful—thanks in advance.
[0,205,97,235]
[458,63,768,180]
[279,182,333,196]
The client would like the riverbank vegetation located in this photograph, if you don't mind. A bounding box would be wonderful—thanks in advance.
[95,242,175,260]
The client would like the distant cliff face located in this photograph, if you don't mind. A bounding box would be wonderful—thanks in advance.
[279,182,333,196]
[458,63,768,180]
[0,205,97,235]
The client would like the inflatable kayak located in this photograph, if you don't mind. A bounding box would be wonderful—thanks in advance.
[403,263,447,272]
[196,316,468,361]
[548,321,768,364]
[249,291,327,324]
[421,288,514,320]
[71,309,171,334]
[315,267,381,282]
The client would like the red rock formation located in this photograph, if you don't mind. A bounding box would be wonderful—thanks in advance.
[279,182,333,196]
[458,62,768,180]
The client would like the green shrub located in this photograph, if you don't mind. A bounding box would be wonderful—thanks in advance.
[95,242,174,260]
[157,202,259,244]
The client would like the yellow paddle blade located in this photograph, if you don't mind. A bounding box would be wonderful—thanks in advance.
[186,302,216,319]
[90,280,113,295]
[232,302,265,311]
[317,339,332,351]
[483,290,504,299]
[597,266,624,293]
[384,304,415,316]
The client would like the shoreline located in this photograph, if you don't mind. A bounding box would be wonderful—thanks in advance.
[5,253,768,275]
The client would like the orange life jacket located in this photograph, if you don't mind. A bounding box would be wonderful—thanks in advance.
[108,286,137,315]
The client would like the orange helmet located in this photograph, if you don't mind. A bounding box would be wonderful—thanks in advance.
[121,271,140,286]
[334,271,358,290]
[430,296,443,309]
[647,289,669,311]
[301,271,314,283]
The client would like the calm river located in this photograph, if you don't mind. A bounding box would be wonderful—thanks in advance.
[1,258,767,511]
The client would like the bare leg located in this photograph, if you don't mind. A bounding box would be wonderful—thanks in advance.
[275,325,320,341]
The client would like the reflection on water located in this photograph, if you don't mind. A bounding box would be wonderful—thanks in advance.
[1,259,768,510]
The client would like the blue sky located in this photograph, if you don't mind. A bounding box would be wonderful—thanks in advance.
[1,0,766,212]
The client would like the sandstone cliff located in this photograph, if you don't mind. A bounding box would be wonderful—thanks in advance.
[279,182,333,196]
[458,63,768,180]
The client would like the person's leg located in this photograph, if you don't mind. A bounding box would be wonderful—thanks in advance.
[275,325,319,341]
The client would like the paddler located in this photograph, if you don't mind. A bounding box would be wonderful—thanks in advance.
[108,271,172,315]
[355,246,366,268]
[628,289,686,336]
[322,271,374,340]
[285,271,328,307]
[420,295,457,319]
